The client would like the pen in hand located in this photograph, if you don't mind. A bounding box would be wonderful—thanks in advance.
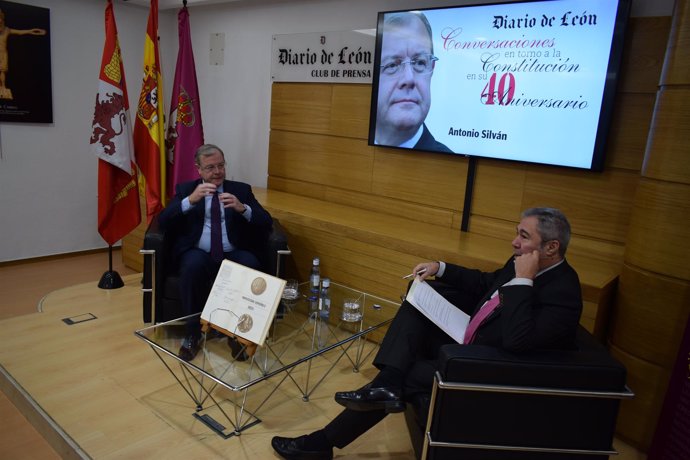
[402,268,427,280]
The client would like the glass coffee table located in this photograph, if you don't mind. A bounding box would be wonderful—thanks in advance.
[135,281,398,438]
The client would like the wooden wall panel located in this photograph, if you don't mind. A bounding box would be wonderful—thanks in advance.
[610,343,670,449]
[522,167,639,243]
[472,160,528,222]
[268,176,455,227]
[612,9,685,451]
[609,264,690,367]
[268,176,328,201]
[270,83,333,134]
[121,194,147,273]
[643,88,690,184]
[565,236,626,265]
[270,83,372,140]
[625,178,690,280]
[464,215,515,242]
[121,221,145,273]
[323,187,455,227]
[268,130,374,193]
[372,148,467,212]
[661,0,690,85]
[617,16,672,93]
[329,84,371,139]
[605,93,657,171]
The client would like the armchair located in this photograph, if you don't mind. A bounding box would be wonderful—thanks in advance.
[405,326,634,460]
[140,214,290,323]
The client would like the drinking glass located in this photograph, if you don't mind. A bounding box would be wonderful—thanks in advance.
[342,298,362,322]
[281,279,299,309]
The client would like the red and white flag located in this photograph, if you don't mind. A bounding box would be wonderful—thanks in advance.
[166,5,204,197]
[90,0,141,246]
[134,0,166,224]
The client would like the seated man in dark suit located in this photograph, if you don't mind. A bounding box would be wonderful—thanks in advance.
[272,207,582,459]
[158,144,273,361]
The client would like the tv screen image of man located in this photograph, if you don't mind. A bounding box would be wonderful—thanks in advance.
[374,11,451,153]
[272,207,582,459]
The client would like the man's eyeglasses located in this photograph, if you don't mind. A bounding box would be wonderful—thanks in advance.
[380,54,438,76]
[198,162,226,172]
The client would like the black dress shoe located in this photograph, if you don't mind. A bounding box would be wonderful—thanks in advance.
[334,386,405,413]
[227,336,249,361]
[178,335,200,362]
[271,435,333,460]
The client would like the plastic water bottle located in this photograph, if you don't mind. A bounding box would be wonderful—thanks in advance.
[317,278,331,347]
[308,257,320,319]
[309,257,320,298]
[319,278,331,320]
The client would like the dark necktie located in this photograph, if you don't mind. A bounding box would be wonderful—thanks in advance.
[210,192,223,263]
[463,294,501,344]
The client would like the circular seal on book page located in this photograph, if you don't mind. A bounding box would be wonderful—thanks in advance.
[237,314,254,333]
[251,277,267,295]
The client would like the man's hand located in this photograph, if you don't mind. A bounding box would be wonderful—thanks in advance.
[219,192,245,213]
[188,182,217,205]
[412,261,440,280]
[514,250,540,280]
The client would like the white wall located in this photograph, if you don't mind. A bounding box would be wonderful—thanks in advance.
[0,0,675,262]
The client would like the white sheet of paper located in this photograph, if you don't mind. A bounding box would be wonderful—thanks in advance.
[406,278,470,344]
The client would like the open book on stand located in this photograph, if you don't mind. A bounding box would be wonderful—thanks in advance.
[200,260,286,346]
[406,278,470,344]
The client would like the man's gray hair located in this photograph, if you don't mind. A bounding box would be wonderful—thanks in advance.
[195,144,225,165]
[521,207,571,257]
[383,11,434,54]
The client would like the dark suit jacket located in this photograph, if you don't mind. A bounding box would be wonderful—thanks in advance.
[414,124,453,153]
[158,179,273,266]
[438,258,582,352]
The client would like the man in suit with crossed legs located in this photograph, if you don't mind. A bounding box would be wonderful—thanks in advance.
[272,207,582,459]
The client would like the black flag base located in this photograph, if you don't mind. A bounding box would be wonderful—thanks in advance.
[98,244,124,289]
[98,270,124,289]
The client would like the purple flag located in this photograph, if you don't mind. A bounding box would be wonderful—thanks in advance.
[166,5,204,197]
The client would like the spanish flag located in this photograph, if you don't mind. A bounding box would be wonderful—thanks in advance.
[90,0,141,246]
[133,0,166,224]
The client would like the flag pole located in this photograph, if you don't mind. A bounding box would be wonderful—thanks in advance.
[98,245,124,289]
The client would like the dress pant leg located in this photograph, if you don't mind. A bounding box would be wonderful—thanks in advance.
[320,363,441,449]
[322,408,388,449]
[404,359,442,397]
[178,248,218,337]
[226,249,261,270]
[373,301,455,373]
[374,280,479,373]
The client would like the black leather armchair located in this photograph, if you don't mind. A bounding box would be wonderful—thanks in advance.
[140,214,290,323]
[405,326,634,460]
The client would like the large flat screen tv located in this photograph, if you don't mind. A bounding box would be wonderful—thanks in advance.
[368,0,631,171]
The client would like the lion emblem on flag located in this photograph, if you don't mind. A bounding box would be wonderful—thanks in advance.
[90,92,126,156]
